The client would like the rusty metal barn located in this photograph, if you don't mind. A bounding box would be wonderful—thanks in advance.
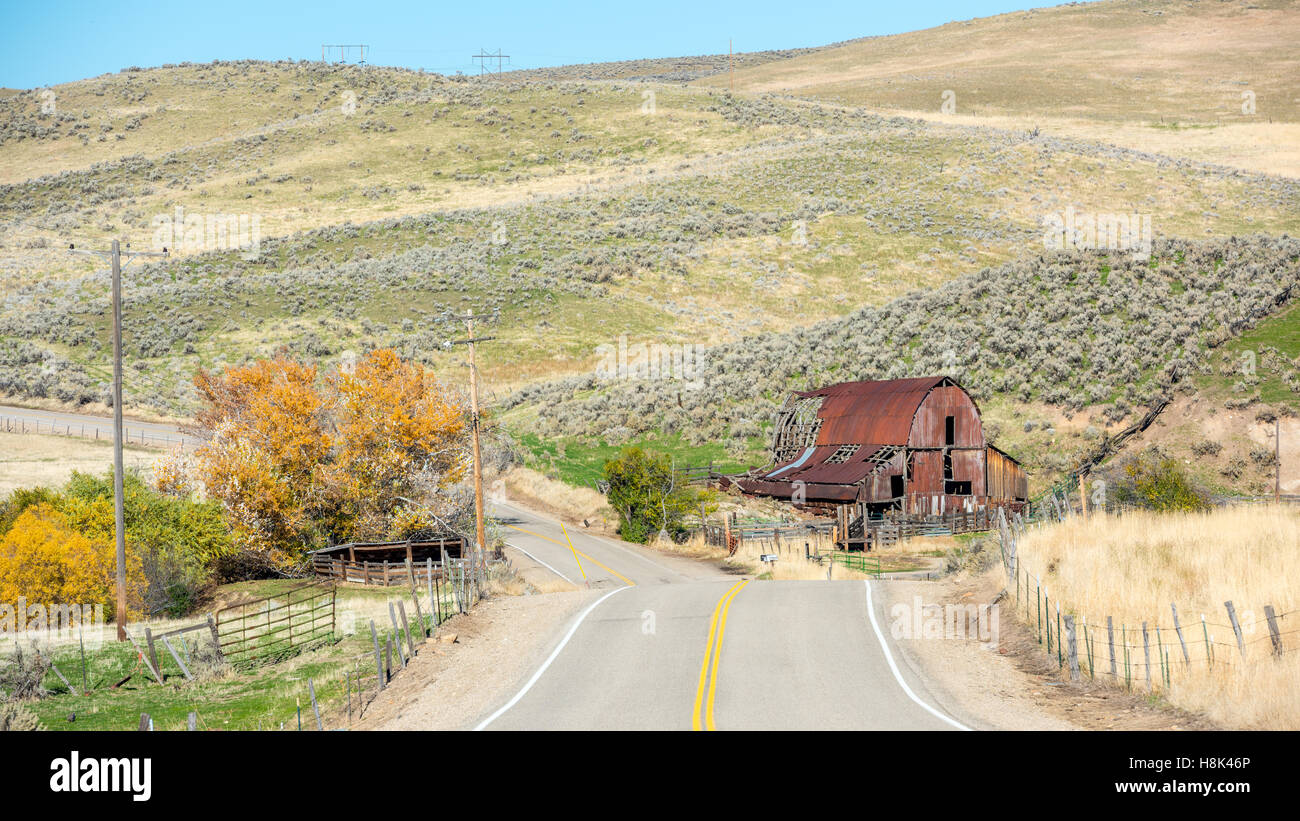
[729,376,1027,516]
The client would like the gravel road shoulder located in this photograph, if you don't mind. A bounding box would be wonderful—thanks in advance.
[357,588,599,730]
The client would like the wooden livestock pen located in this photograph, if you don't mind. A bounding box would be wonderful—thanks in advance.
[310,536,465,586]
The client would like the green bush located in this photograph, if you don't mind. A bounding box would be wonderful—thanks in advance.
[602,447,702,544]
[0,471,235,617]
[1113,451,1210,512]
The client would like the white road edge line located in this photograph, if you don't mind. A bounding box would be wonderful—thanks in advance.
[504,541,575,584]
[473,585,629,731]
[863,580,972,731]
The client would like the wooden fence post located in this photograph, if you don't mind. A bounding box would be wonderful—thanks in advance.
[1171,603,1190,665]
[143,627,160,677]
[1142,623,1151,691]
[1263,605,1283,656]
[162,636,194,681]
[187,711,197,731]
[397,600,415,658]
[370,621,385,691]
[1107,616,1116,679]
[427,557,438,627]
[1064,615,1079,681]
[138,713,151,731]
[1225,601,1246,659]
[406,559,426,637]
[388,602,407,668]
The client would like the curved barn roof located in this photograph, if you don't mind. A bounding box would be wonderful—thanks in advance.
[795,376,952,446]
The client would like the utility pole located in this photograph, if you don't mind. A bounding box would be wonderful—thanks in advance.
[69,240,168,641]
[446,310,496,560]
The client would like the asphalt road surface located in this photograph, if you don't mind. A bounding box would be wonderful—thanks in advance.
[485,501,974,731]
[0,405,197,447]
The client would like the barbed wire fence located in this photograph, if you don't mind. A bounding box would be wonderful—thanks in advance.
[993,507,1296,694]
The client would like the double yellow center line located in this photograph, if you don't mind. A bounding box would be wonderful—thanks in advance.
[692,578,749,731]
[504,523,636,587]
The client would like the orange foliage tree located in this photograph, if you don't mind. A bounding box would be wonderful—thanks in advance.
[0,504,145,614]
[190,350,468,574]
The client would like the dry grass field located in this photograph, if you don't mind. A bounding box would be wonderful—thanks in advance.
[704,0,1300,176]
[0,430,159,494]
[1009,506,1300,728]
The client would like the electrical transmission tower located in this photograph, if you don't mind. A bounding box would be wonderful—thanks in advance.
[322,44,369,63]
[472,48,510,74]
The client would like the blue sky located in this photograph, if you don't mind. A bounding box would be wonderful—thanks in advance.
[1,0,1067,89]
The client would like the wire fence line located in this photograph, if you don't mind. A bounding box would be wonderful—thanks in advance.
[993,507,1295,692]
[6,552,506,730]
[0,413,196,448]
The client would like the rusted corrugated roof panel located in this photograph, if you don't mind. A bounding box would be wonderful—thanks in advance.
[733,477,860,502]
[794,376,947,446]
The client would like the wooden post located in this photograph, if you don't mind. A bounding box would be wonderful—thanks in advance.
[407,560,427,638]
[389,602,407,668]
[138,713,151,731]
[1170,603,1190,665]
[143,627,160,676]
[426,557,437,628]
[397,600,415,658]
[385,639,393,681]
[206,613,224,665]
[1225,600,1246,659]
[1263,605,1283,656]
[125,630,163,684]
[162,636,194,681]
[308,678,323,731]
[1107,616,1117,680]
[1064,615,1079,681]
[1142,622,1151,691]
[187,711,197,731]
[369,621,385,690]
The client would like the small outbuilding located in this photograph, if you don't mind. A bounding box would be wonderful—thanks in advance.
[730,376,1027,515]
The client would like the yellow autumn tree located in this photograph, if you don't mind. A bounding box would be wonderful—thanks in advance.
[192,355,332,573]
[328,349,468,541]
[190,349,470,573]
[0,504,144,616]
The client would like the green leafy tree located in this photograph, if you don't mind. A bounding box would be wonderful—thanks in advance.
[602,447,701,544]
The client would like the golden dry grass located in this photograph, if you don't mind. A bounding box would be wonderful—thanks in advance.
[1009,506,1300,728]
[499,467,615,531]
[0,431,159,495]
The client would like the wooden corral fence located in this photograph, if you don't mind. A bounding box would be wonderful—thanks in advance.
[215,581,336,667]
[309,537,465,586]
[313,556,446,587]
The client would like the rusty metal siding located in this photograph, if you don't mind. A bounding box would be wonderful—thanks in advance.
[910,450,944,496]
[908,385,985,449]
[951,448,986,496]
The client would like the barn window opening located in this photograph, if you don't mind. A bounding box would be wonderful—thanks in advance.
[943,452,953,480]
[890,474,905,499]
[944,480,972,495]
[945,415,955,446]
[825,444,861,464]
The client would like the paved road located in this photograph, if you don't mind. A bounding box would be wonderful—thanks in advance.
[482,502,974,731]
[0,405,198,448]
